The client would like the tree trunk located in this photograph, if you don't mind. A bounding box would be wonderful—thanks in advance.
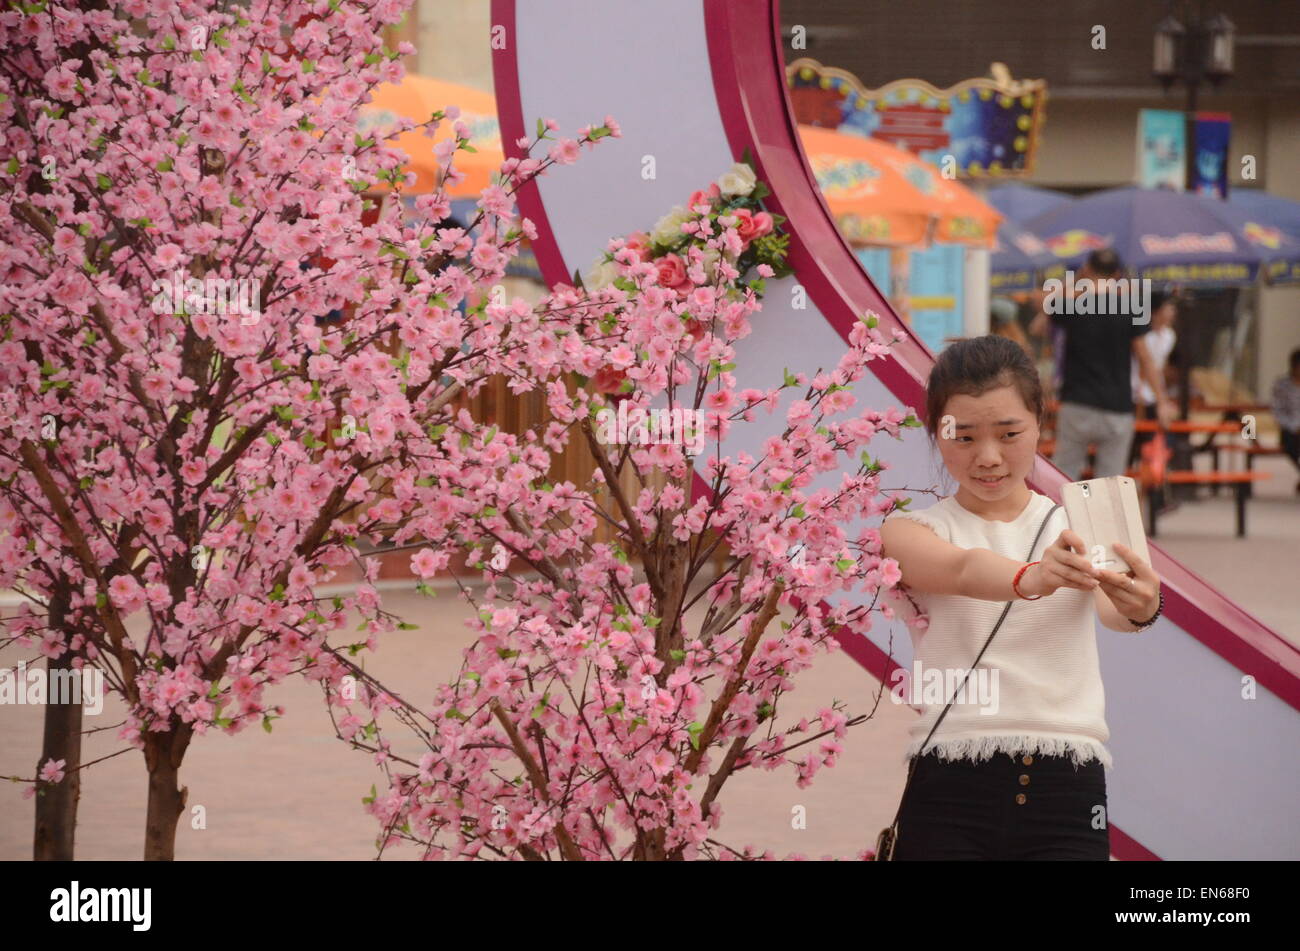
[143,730,190,861]
[33,588,81,861]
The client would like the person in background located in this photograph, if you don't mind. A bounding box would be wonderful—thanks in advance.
[1128,292,1180,469]
[1270,347,1300,495]
[1050,249,1176,481]
[990,296,1032,358]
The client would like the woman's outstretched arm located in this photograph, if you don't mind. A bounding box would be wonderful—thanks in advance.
[882,518,1103,603]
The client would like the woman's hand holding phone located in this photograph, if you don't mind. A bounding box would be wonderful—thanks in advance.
[1093,542,1162,620]
[1022,529,1101,598]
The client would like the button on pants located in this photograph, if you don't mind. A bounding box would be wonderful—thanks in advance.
[892,750,1109,860]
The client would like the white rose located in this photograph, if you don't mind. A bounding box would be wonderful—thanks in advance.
[585,257,620,289]
[716,161,756,197]
[651,204,692,246]
[700,246,720,280]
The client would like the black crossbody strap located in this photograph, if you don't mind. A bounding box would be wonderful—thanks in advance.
[887,502,1060,827]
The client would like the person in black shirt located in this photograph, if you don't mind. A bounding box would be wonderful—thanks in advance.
[1050,249,1177,480]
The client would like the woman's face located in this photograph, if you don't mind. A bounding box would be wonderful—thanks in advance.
[936,384,1039,508]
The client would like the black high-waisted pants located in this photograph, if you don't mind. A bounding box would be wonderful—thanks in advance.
[893,750,1110,860]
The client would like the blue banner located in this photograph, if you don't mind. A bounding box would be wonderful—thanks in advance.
[1191,113,1231,200]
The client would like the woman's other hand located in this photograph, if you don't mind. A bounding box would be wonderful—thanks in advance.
[1094,541,1161,620]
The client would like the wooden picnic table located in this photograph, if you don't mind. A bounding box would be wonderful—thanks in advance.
[1133,420,1242,434]
[1188,399,1272,415]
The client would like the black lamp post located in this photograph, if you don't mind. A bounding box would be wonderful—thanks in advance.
[1152,2,1235,192]
[1152,3,1235,443]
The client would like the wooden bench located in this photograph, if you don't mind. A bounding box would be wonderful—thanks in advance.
[1040,440,1271,537]
[1242,445,1286,499]
[1146,471,1272,538]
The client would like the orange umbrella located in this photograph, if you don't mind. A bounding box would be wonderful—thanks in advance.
[358,75,503,196]
[797,124,1001,248]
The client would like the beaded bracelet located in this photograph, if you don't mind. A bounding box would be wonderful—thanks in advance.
[1126,589,1164,630]
[1012,561,1042,600]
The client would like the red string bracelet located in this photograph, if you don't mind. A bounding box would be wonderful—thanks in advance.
[1013,561,1043,600]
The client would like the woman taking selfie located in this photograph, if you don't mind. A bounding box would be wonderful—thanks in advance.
[878,334,1164,861]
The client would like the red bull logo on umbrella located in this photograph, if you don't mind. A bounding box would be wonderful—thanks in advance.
[1044,229,1110,258]
[1139,231,1236,255]
[1242,221,1282,249]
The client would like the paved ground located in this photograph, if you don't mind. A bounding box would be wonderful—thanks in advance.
[1,451,1296,860]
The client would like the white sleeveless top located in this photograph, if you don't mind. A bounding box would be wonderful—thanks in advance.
[882,489,1114,770]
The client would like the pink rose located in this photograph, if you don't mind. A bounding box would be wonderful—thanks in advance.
[733,208,774,247]
[688,183,721,212]
[624,231,653,263]
[655,253,689,289]
[592,366,627,394]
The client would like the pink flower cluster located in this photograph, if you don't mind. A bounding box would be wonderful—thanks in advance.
[334,170,922,860]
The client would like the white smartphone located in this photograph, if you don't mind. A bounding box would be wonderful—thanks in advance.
[1060,476,1150,575]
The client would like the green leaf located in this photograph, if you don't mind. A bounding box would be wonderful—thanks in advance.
[262,715,274,733]
[155,157,173,173]
[669,649,686,661]
[836,558,856,572]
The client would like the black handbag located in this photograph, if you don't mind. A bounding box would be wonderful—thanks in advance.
[874,502,1060,861]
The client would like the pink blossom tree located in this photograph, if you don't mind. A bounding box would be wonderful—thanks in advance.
[0,0,618,859]
[327,162,925,860]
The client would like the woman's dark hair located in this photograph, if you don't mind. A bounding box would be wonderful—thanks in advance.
[924,334,1045,441]
[1290,348,1300,373]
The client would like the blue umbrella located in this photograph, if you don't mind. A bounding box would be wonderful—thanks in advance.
[984,183,1072,223]
[1227,189,1300,236]
[1022,186,1300,287]
[1226,190,1300,284]
[990,219,1063,293]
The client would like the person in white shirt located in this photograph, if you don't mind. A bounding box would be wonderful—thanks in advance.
[879,334,1163,860]
[1270,347,1300,494]
[1128,293,1180,470]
